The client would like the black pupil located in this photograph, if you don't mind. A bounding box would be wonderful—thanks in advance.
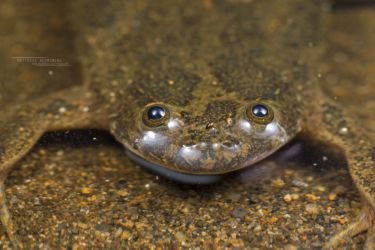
[147,106,165,120]
[252,104,268,118]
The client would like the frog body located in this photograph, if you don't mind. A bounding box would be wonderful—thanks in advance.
[0,0,374,248]
[71,0,323,179]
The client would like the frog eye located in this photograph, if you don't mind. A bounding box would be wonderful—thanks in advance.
[143,104,170,127]
[246,102,274,124]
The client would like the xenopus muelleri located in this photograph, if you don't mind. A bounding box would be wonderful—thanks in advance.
[0,0,374,248]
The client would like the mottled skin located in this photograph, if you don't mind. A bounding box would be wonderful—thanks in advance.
[0,0,373,248]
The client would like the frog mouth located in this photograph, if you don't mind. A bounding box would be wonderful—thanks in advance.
[125,149,224,185]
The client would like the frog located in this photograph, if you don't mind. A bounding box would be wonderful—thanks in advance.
[0,0,374,248]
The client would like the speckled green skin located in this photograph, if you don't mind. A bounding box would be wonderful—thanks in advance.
[0,0,374,248]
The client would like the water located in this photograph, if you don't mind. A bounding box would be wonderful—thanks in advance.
[0,1,374,248]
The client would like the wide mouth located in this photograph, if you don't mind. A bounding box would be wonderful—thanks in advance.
[125,149,224,185]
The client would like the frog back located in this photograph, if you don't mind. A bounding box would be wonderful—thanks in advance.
[70,0,326,135]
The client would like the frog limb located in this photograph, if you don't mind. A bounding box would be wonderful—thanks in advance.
[0,86,107,248]
[324,205,374,249]
[304,91,375,249]
[364,220,375,249]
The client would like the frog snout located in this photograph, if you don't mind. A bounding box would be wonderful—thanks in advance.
[172,139,247,174]
[133,125,250,173]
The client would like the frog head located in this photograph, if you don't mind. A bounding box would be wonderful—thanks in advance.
[108,66,300,184]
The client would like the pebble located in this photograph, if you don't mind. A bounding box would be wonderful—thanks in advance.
[306,176,314,182]
[272,179,286,188]
[88,195,97,202]
[232,207,248,219]
[121,221,134,229]
[116,190,129,197]
[291,194,300,200]
[58,106,66,114]
[174,232,186,242]
[305,204,320,214]
[328,193,337,201]
[315,185,326,192]
[305,194,319,201]
[254,225,262,232]
[226,192,242,202]
[121,231,131,240]
[292,179,309,188]
[56,150,64,156]
[43,180,55,188]
[339,127,349,135]
[283,193,299,202]
[81,187,93,194]
[268,216,279,224]
[285,244,298,250]
[283,194,293,202]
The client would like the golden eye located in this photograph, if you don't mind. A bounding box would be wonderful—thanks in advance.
[246,102,274,124]
[142,103,170,127]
